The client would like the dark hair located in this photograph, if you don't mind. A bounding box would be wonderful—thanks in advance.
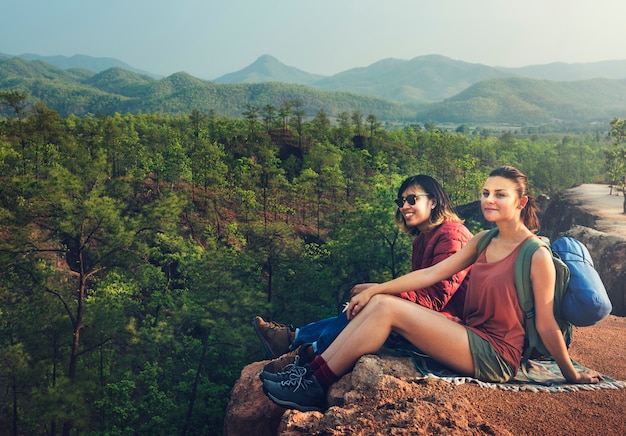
[395,175,463,236]
[488,166,540,233]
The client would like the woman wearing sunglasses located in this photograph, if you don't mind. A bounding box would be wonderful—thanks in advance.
[262,166,602,412]
[253,174,473,370]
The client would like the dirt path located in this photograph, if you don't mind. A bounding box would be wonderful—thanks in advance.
[564,183,626,235]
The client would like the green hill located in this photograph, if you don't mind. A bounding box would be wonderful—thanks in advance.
[417,77,626,124]
[83,67,156,96]
[313,54,512,103]
[214,54,325,85]
[0,57,410,120]
[4,57,626,125]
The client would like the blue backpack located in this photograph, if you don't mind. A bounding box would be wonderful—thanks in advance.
[476,228,612,360]
[551,237,612,326]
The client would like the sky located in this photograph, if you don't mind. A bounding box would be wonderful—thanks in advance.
[3,0,626,80]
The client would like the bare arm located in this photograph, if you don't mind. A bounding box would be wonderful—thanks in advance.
[346,231,485,319]
[351,283,378,296]
[531,247,602,384]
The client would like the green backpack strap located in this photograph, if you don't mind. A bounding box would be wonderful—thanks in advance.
[513,236,549,362]
[475,227,499,257]
[518,237,574,381]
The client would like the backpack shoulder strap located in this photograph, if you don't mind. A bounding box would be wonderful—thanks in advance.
[513,236,548,313]
[475,227,499,256]
[514,236,550,361]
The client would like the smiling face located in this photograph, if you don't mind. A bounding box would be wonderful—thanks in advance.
[397,185,437,232]
[481,175,527,223]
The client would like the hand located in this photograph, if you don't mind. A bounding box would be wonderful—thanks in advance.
[350,283,377,297]
[346,289,372,320]
[571,369,604,384]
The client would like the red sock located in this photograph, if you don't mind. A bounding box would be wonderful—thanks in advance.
[310,355,325,372]
[313,361,340,389]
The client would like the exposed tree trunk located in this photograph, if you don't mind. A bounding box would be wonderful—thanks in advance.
[63,246,87,436]
[12,377,18,436]
[180,329,209,436]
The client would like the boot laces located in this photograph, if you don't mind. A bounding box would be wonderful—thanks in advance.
[276,355,302,376]
[267,320,293,331]
[279,368,313,392]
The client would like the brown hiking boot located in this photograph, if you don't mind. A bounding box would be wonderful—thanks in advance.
[252,316,294,359]
[260,343,316,380]
[262,347,300,374]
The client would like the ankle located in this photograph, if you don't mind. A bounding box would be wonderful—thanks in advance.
[313,362,339,389]
[310,355,325,372]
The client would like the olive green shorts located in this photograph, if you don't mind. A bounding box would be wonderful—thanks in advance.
[466,329,516,383]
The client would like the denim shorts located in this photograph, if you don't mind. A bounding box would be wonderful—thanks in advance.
[466,329,516,383]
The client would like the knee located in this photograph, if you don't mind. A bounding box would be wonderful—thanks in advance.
[363,294,399,316]
[370,293,392,304]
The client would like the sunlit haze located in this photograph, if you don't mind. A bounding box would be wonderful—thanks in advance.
[3,0,625,79]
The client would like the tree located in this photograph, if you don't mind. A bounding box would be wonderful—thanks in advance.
[242,104,259,138]
[303,141,346,236]
[351,110,364,136]
[366,113,381,148]
[333,111,352,146]
[290,99,305,149]
[46,170,136,435]
[0,90,29,175]
[608,117,626,212]
[0,90,28,120]
[309,109,331,141]
[189,109,207,148]
[278,100,292,133]
[609,117,626,144]
[261,104,277,132]
[0,137,139,433]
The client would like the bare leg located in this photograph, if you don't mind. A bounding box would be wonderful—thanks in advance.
[321,294,474,376]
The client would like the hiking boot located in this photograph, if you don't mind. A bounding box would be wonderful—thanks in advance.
[261,348,300,377]
[260,358,311,383]
[260,343,315,381]
[252,316,294,359]
[262,372,326,412]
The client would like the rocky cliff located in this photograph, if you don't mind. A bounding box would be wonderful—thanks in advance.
[224,185,626,436]
[541,185,626,316]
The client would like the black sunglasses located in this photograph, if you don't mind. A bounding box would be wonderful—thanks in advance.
[394,193,430,208]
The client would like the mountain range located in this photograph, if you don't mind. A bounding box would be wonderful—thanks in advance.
[214,54,626,105]
[2,51,626,125]
[0,52,160,78]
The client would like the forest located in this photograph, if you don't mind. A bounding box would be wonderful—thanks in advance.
[0,90,620,435]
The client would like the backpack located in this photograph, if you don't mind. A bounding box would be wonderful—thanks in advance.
[476,228,582,361]
[551,237,612,326]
